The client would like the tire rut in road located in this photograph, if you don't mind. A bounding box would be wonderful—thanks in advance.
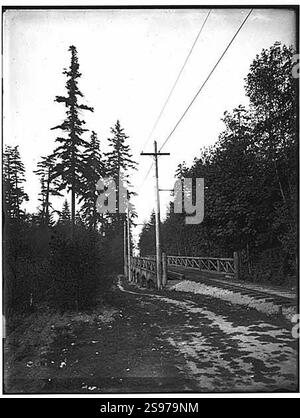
[119,276,298,392]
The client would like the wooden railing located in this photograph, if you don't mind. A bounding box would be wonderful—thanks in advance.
[134,253,239,282]
[131,256,156,274]
[166,255,235,276]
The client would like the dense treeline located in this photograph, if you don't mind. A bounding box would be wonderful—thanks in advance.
[3,45,137,318]
[139,43,298,285]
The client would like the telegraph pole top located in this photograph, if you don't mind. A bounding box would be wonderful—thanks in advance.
[140,140,170,157]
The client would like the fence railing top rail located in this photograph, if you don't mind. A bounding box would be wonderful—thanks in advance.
[131,256,156,268]
[135,255,234,262]
[167,255,234,261]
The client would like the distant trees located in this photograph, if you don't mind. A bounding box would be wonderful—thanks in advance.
[58,199,71,225]
[139,211,156,256]
[106,120,137,178]
[34,154,62,227]
[105,120,137,218]
[3,145,28,221]
[3,146,48,317]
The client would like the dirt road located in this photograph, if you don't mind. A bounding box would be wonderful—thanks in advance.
[4,275,298,393]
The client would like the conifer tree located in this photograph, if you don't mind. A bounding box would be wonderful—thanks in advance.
[104,120,137,219]
[34,154,62,226]
[58,199,71,226]
[3,145,28,221]
[51,45,94,235]
[80,131,106,229]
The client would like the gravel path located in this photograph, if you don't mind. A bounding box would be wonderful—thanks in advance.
[4,275,298,393]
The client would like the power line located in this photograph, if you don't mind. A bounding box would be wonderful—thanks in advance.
[140,9,212,154]
[136,11,211,193]
[137,161,154,193]
[159,8,253,152]
[137,8,252,193]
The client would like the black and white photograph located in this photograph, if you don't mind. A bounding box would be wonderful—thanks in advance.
[1,4,299,397]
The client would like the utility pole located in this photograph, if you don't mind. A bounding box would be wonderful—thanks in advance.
[141,141,170,289]
[123,219,128,277]
[127,205,131,282]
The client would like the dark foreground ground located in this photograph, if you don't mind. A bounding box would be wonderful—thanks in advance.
[4,275,298,394]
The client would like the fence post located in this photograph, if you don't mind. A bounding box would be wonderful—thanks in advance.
[234,251,240,280]
[162,252,167,288]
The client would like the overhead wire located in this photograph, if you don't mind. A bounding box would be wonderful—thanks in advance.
[139,9,212,155]
[137,8,253,193]
[136,10,212,193]
[159,8,253,152]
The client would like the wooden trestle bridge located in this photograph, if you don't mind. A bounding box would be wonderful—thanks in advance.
[129,253,239,289]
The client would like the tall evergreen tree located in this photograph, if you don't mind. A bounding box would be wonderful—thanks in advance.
[105,120,137,218]
[3,145,28,221]
[51,45,94,235]
[79,131,106,229]
[34,154,62,226]
[58,199,71,226]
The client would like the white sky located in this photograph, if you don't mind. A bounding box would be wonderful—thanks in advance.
[3,7,296,243]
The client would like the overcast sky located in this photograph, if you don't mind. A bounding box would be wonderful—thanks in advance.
[3,7,296,243]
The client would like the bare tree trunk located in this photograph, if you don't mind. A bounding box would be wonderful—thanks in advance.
[273,159,287,205]
[45,168,51,226]
[71,187,75,237]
